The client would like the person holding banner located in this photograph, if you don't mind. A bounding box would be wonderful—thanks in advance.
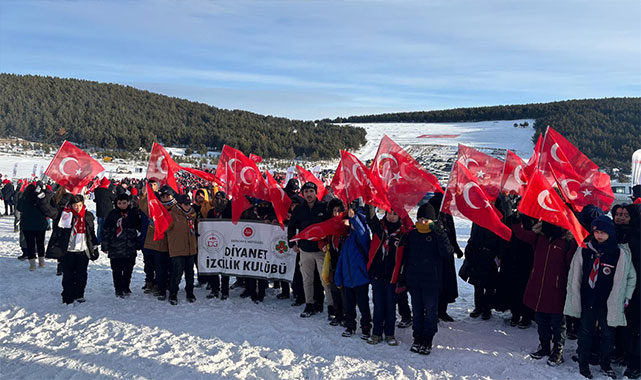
[205,190,232,300]
[166,194,198,305]
[288,182,331,318]
[398,203,454,355]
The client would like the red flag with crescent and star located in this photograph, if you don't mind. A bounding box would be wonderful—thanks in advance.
[442,161,512,241]
[146,143,180,193]
[145,183,173,241]
[518,170,588,246]
[290,214,348,242]
[329,161,348,205]
[499,150,529,196]
[340,150,389,210]
[368,135,442,227]
[455,144,504,201]
[537,127,614,212]
[44,141,105,194]
[523,133,542,180]
[266,170,291,229]
[296,165,327,200]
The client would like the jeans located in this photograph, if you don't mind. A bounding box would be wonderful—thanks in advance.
[97,217,106,244]
[153,250,171,294]
[473,284,494,312]
[169,256,195,297]
[535,312,566,346]
[110,256,136,293]
[209,274,230,296]
[142,249,156,284]
[341,284,371,332]
[578,306,615,368]
[397,290,412,321]
[409,284,439,340]
[372,278,398,337]
[61,252,89,304]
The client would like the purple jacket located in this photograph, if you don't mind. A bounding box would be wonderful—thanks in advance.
[512,223,576,314]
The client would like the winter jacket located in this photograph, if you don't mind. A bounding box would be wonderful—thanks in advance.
[288,199,329,252]
[17,194,49,231]
[334,210,371,288]
[564,242,637,327]
[512,222,576,314]
[1,183,15,204]
[460,223,503,287]
[47,210,98,258]
[138,192,170,252]
[101,206,142,259]
[365,205,404,284]
[400,222,454,291]
[93,187,115,218]
[166,205,198,257]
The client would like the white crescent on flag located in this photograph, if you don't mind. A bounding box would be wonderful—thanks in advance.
[240,167,254,185]
[537,190,559,212]
[156,156,168,175]
[551,143,568,165]
[59,157,79,176]
[462,182,482,209]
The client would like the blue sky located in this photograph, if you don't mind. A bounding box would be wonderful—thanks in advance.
[1,0,639,120]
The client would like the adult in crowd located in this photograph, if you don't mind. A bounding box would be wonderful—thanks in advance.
[93,177,115,244]
[205,190,232,300]
[2,179,16,216]
[166,193,198,305]
[17,182,54,270]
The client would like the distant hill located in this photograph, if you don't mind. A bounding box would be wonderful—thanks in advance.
[0,74,366,160]
[332,98,641,171]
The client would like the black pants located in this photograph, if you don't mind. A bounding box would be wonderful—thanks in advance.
[4,200,14,215]
[244,278,268,297]
[169,256,195,297]
[153,251,171,294]
[142,249,156,284]
[209,274,230,296]
[578,306,615,368]
[110,256,135,293]
[330,282,343,320]
[473,284,494,312]
[286,252,304,302]
[397,290,412,321]
[61,252,89,304]
[341,284,371,332]
[372,278,397,337]
[23,229,45,259]
[535,312,566,346]
[409,284,439,341]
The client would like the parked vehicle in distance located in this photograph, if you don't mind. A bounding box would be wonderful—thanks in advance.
[116,166,132,174]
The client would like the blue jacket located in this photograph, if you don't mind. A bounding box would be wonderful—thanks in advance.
[334,209,371,288]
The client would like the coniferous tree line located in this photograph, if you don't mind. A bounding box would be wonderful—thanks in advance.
[333,98,641,170]
[0,74,366,159]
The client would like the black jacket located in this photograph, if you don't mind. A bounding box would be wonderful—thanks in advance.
[101,206,142,259]
[94,187,115,218]
[47,210,98,257]
[287,199,328,252]
[400,224,454,291]
[2,183,15,203]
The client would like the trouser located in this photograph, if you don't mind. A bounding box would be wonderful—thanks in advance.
[625,301,640,371]
[299,250,333,306]
[372,278,398,337]
[409,284,439,341]
[244,278,268,297]
[153,251,171,294]
[209,274,230,296]
[511,302,534,323]
[4,200,13,215]
[60,252,89,304]
[535,312,566,346]
[341,284,371,332]
[330,282,344,319]
[97,217,106,244]
[110,256,136,293]
[142,250,156,284]
[473,284,494,312]
[397,290,412,321]
[169,255,195,297]
[291,252,304,301]
[578,306,615,368]
[23,229,45,259]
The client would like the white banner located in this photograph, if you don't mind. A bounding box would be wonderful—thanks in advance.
[198,220,295,282]
[632,149,641,186]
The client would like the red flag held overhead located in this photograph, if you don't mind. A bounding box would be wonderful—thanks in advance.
[296,165,327,200]
[146,143,180,193]
[266,170,291,229]
[146,183,173,241]
[499,150,528,196]
[456,144,504,200]
[44,141,105,195]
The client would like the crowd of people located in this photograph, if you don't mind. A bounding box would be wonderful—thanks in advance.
[1,171,640,379]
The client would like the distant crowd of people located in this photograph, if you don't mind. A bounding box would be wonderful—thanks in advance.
[2,170,640,379]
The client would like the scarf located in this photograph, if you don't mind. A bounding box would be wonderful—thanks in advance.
[415,221,432,234]
[70,206,86,234]
[116,210,128,238]
[381,220,401,258]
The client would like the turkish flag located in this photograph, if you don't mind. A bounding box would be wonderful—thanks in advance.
[266,170,291,229]
[296,165,327,200]
[523,133,542,180]
[249,153,263,164]
[146,183,173,241]
[499,150,529,196]
[456,144,504,200]
[369,135,442,226]
[340,150,389,209]
[539,127,614,212]
[330,161,348,205]
[290,214,348,242]
[518,170,589,246]
[44,141,105,194]
[180,166,224,187]
[146,143,180,192]
[442,161,512,241]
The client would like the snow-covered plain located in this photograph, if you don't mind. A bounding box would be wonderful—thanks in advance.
[0,121,594,379]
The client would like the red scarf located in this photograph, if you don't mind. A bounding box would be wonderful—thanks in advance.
[70,206,87,234]
[116,211,128,238]
[589,255,600,289]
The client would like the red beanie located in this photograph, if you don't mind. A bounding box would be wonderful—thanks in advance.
[100,177,110,187]
[131,187,138,196]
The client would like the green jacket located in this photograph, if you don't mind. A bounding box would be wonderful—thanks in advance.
[564,243,637,327]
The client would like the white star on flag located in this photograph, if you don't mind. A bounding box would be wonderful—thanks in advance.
[476,170,485,179]
[75,168,83,176]
[581,189,592,197]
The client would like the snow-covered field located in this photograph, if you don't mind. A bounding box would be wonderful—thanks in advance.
[0,121,594,379]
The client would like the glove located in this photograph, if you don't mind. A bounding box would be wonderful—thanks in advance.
[35,185,42,193]
[37,192,46,199]
[455,249,464,259]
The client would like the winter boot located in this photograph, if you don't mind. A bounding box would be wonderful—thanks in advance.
[17,253,28,261]
[38,257,45,268]
[366,335,382,345]
[601,365,617,379]
[624,368,641,379]
[186,293,196,303]
[341,328,354,337]
[168,293,178,305]
[579,357,593,379]
[143,281,154,294]
[547,344,564,366]
[360,324,371,340]
[530,341,551,360]
[56,262,63,276]
[397,317,412,328]
[29,259,36,271]
[300,303,316,318]
[157,291,167,301]
[419,336,433,355]
[469,309,482,318]
[385,336,399,346]
[410,337,422,353]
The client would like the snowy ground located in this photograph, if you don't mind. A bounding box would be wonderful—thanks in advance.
[0,121,599,379]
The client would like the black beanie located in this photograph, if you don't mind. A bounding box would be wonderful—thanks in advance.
[301,181,317,192]
[417,203,436,220]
